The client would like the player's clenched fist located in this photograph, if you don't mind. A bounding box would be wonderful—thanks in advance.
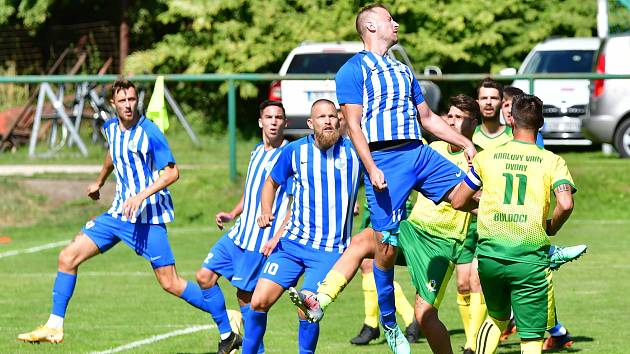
[257,212,275,228]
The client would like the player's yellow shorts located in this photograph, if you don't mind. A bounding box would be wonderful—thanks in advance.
[477,255,556,339]
[399,220,461,308]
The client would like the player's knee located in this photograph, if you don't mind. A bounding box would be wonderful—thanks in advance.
[415,304,437,328]
[195,268,217,289]
[250,294,272,312]
[457,279,471,294]
[57,247,80,271]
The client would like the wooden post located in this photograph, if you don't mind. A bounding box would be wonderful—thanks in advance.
[119,0,129,74]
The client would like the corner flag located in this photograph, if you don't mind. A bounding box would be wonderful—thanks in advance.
[146,76,170,133]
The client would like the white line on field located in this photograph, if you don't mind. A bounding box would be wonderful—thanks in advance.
[90,324,215,354]
[0,240,69,259]
[1,271,196,277]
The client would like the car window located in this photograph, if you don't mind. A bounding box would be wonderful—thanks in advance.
[523,50,595,73]
[286,53,355,74]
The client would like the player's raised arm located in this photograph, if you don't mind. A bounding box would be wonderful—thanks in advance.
[87,151,114,200]
[417,102,477,162]
[546,184,574,236]
[257,176,280,228]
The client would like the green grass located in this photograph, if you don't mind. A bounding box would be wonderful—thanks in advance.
[1,134,629,353]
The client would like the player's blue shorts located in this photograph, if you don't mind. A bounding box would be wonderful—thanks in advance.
[202,234,266,292]
[81,213,175,269]
[365,140,464,232]
[259,239,341,292]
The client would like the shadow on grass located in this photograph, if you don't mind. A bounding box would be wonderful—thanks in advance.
[498,335,594,353]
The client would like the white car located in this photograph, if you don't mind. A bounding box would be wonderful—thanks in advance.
[269,41,441,136]
[504,37,600,146]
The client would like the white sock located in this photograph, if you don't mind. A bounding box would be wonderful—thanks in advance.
[45,314,64,329]
[220,332,231,340]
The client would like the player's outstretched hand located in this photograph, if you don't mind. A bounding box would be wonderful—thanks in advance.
[369,167,387,191]
[122,195,144,220]
[261,237,280,256]
[215,212,234,230]
[257,213,275,228]
[87,182,101,200]
[464,145,477,168]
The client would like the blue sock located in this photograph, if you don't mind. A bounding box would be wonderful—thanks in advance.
[243,310,267,354]
[298,319,320,354]
[241,304,265,354]
[548,322,567,336]
[373,262,397,327]
[196,284,232,335]
[51,272,77,317]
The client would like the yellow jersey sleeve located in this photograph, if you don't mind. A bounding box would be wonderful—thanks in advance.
[407,141,472,242]
[551,155,577,192]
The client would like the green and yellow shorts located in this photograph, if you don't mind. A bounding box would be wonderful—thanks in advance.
[477,255,556,339]
[398,220,460,308]
[456,217,478,264]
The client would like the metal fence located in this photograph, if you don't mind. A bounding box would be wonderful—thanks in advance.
[1,73,629,180]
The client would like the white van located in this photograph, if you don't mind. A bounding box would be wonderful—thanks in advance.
[505,37,600,146]
[269,41,441,136]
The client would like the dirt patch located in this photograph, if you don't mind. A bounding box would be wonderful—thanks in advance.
[19,179,115,208]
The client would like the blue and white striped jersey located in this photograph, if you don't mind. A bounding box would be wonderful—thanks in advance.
[227,141,292,252]
[103,117,175,224]
[270,136,361,253]
[336,50,425,143]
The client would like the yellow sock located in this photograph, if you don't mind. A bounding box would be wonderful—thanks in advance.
[475,317,508,354]
[457,293,472,343]
[317,270,348,309]
[465,292,487,350]
[361,272,379,328]
[520,339,543,354]
[394,280,415,327]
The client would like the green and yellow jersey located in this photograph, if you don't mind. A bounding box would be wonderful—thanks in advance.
[464,140,576,265]
[408,141,472,242]
[473,125,513,151]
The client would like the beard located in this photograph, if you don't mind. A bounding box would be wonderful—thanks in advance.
[315,129,341,150]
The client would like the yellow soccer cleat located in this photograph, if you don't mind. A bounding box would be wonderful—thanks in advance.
[17,325,64,343]
[227,309,243,336]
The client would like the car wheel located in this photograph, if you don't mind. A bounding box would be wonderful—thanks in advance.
[614,118,630,158]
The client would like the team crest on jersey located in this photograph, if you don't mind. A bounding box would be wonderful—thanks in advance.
[85,220,95,229]
[334,158,346,170]
[426,279,438,292]
[128,140,137,151]
[265,161,274,173]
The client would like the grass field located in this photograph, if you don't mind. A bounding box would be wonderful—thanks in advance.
[1,132,629,353]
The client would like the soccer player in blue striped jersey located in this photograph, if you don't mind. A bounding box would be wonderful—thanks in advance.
[18,79,225,345]
[241,99,361,354]
[335,4,477,353]
[194,100,292,354]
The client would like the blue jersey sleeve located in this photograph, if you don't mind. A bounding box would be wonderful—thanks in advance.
[270,144,295,186]
[410,71,425,106]
[336,58,364,105]
[536,131,544,148]
[146,121,176,170]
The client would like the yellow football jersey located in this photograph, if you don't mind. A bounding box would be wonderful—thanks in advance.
[472,125,513,150]
[408,141,472,241]
[471,140,576,265]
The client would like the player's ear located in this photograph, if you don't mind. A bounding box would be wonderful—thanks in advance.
[307,118,314,130]
[258,118,263,128]
[367,21,376,33]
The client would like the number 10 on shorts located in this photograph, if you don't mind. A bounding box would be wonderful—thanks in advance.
[263,262,279,276]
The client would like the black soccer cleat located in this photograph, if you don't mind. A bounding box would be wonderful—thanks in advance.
[405,319,423,343]
[350,324,380,345]
[217,332,242,354]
